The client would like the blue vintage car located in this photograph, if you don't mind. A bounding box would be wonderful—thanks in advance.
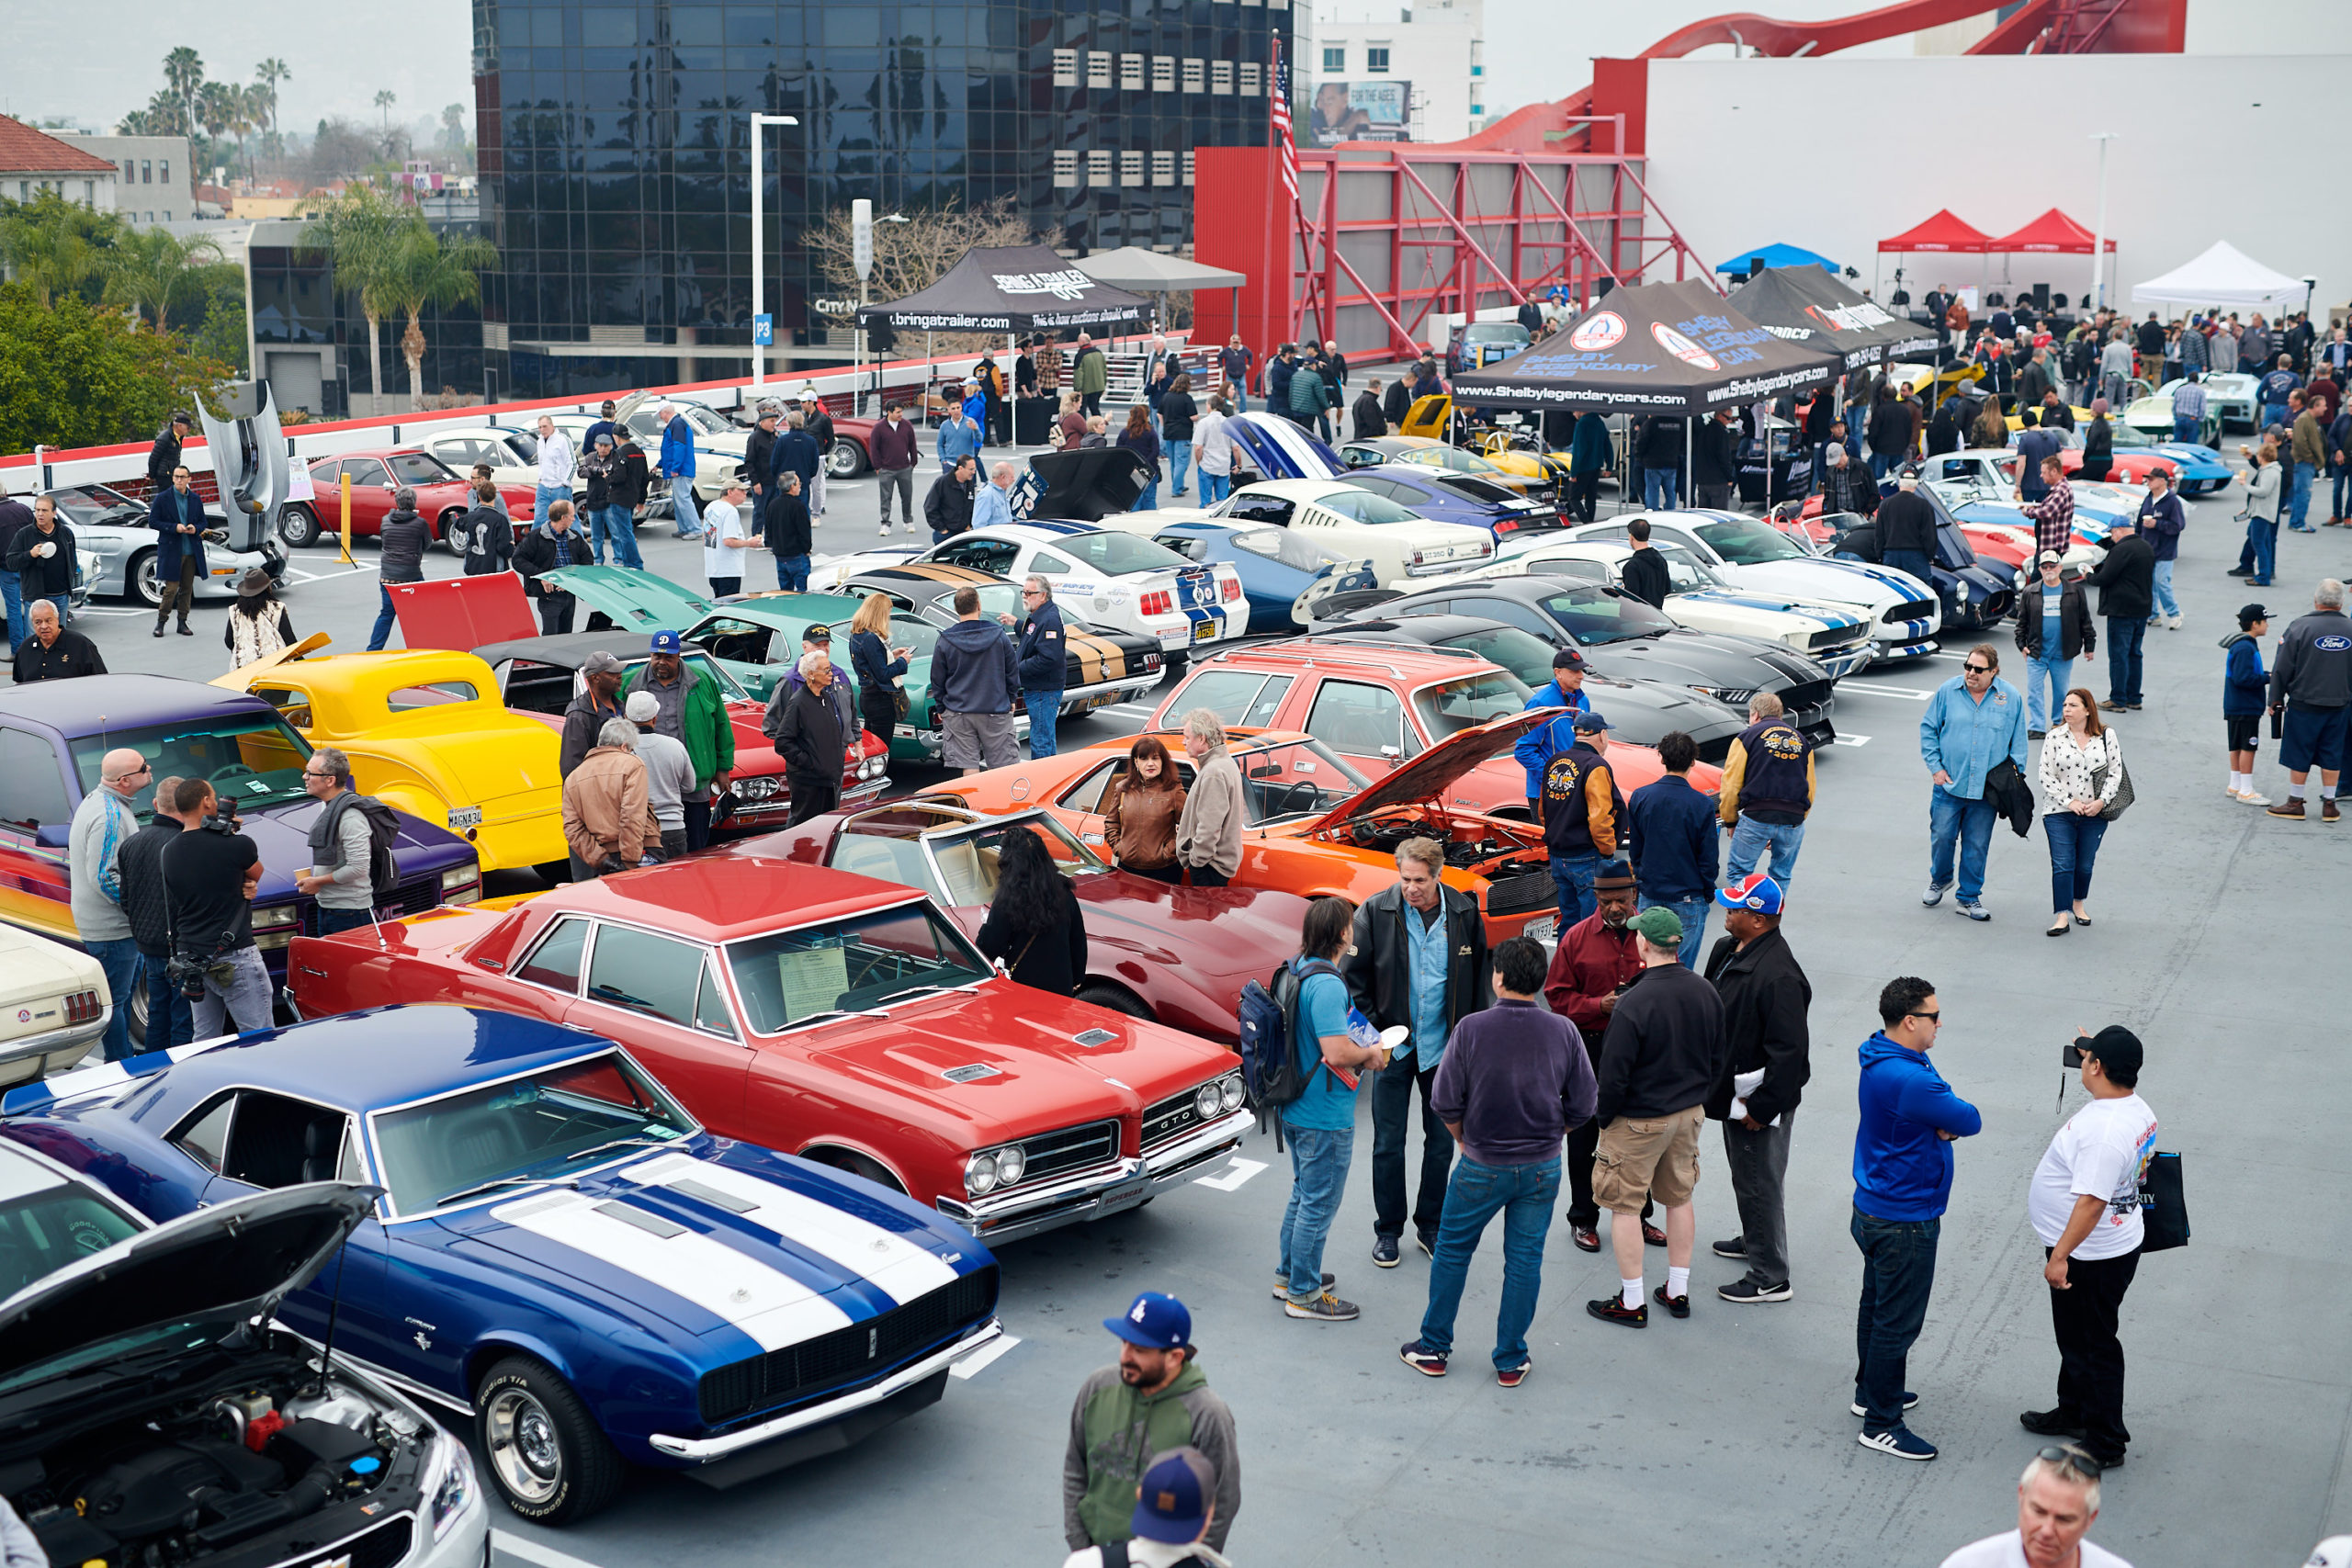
[1340,463,1566,543]
[1145,519,1381,632]
[0,1006,1002,1525]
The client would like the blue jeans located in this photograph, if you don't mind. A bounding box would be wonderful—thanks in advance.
[315,907,376,935]
[2261,402,2289,437]
[533,483,567,530]
[138,950,194,1054]
[2106,615,2144,705]
[1549,850,1600,931]
[367,581,398,651]
[1133,479,1160,511]
[2025,653,2072,730]
[1883,549,1933,592]
[0,567,23,653]
[775,553,810,592]
[1642,468,1679,510]
[2043,810,2109,914]
[1927,784,1996,902]
[1231,390,1248,412]
[1637,894,1710,969]
[1851,1208,1941,1436]
[2250,518,2278,584]
[2290,461,2316,528]
[1725,816,1804,887]
[1166,440,1193,495]
[1869,450,1894,481]
[2173,414,2200,445]
[1023,689,1061,758]
[36,592,69,628]
[1416,1154,1561,1371]
[2335,468,2352,520]
[593,503,642,568]
[1278,1122,1355,1303]
[2149,558,2177,619]
[671,481,702,537]
[1199,471,1232,504]
[86,936,141,1062]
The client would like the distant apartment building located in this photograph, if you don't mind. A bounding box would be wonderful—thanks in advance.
[58,132,198,223]
[0,116,119,211]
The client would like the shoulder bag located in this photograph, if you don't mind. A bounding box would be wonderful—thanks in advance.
[2090,731,2134,820]
[2138,1150,2188,1251]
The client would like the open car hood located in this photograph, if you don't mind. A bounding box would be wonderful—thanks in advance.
[1023,449,1148,522]
[0,1183,376,1381]
[544,564,718,633]
[391,572,537,650]
[1306,707,1552,831]
[209,630,333,686]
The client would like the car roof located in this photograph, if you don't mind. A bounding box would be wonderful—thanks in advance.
[1387,575,1582,606]
[249,649,497,693]
[1192,636,1494,680]
[613,852,937,939]
[851,563,1007,592]
[1230,479,1372,501]
[1321,614,1539,645]
[0,1138,141,1223]
[311,446,437,462]
[0,673,278,739]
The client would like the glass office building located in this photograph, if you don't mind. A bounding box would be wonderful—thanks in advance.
[472,0,1298,397]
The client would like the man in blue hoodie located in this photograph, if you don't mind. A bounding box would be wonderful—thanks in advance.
[2222,603,2271,805]
[1918,643,2029,920]
[1515,647,1591,816]
[1850,976,1983,1463]
[929,583,1021,773]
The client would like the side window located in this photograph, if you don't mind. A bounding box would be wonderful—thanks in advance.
[218,1092,356,1190]
[1240,674,1293,728]
[584,926,709,1031]
[0,728,73,830]
[1306,680,1410,757]
[1223,494,1295,527]
[1031,551,1074,576]
[1056,761,1125,815]
[516,915,590,994]
[171,1094,236,1174]
[385,681,480,710]
[345,459,391,489]
[1163,669,1268,727]
[499,660,574,716]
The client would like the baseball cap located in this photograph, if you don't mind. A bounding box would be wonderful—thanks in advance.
[1571,710,1614,733]
[624,691,660,723]
[2239,602,2271,627]
[1593,861,1636,891]
[1715,872,1784,915]
[2078,1024,2143,1081]
[580,649,625,676]
[1824,442,1845,461]
[1550,647,1588,671]
[649,629,683,654]
[2037,549,2063,566]
[1131,1448,1215,1545]
[1103,1291,1190,1350]
[170,410,193,425]
[1627,905,1683,947]
[802,622,832,644]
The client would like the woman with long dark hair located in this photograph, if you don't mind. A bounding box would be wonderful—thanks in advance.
[1116,402,1163,511]
[975,826,1088,996]
[1102,735,1188,882]
[2078,399,2114,484]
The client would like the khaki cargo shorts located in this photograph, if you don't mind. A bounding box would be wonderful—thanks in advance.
[1592,1105,1705,1213]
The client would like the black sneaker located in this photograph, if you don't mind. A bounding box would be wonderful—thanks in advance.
[1711,1236,1747,1259]
[1849,1390,1920,1417]
[1283,1291,1361,1322]
[1373,1235,1400,1269]
[1416,1229,1436,1260]
[1652,1283,1690,1319]
[1717,1278,1792,1303]
[1857,1427,1938,1461]
[1586,1294,1647,1328]
[1271,1270,1336,1301]
[1398,1340,1448,1377]
[2019,1408,2088,1439]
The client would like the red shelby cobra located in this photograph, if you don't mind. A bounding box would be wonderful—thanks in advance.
[287,855,1251,1245]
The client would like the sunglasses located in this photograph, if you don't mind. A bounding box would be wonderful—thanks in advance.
[1907,1010,1941,1022]
[2037,1444,2103,1480]
[1963,663,1993,674]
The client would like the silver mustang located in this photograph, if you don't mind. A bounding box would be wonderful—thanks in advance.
[42,482,287,608]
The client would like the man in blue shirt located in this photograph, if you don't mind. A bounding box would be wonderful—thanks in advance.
[1342,840,1490,1269]
[936,397,983,472]
[1850,975,1982,1462]
[1278,897,1391,1324]
[1917,643,2029,920]
[1623,730,1719,968]
[2260,354,2301,434]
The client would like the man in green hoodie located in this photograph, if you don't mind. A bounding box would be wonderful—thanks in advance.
[625,629,735,849]
[1064,1292,1240,1557]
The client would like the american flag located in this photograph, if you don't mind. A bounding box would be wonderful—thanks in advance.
[1269,38,1298,206]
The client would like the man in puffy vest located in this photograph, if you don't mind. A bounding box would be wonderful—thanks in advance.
[1541,710,1622,932]
[1719,692,1816,888]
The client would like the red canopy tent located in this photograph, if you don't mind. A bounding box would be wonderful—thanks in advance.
[1984,209,2115,254]
[1877,210,1992,254]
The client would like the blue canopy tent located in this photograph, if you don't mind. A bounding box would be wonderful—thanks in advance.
[1714,243,1839,277]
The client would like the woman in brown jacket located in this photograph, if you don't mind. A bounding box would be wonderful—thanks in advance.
[1101,735,1186,882]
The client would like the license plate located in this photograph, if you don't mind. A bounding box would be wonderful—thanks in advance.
[447,807,482,831]
[1192,618,1217,642]
[1159,630,1189,650]
[1522,915,1557,943]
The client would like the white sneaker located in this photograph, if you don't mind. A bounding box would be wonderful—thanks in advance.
[2166,615,2184,629]
[2240,790,2273,806]
[878,524,892,537]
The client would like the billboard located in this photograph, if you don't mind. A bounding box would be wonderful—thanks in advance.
[1309,80,1411,146]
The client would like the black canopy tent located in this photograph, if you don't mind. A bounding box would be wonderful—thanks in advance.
[855,244,1154,439]
[1724,265,1939,374]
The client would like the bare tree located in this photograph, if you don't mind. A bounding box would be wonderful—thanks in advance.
[803,194,1059,354]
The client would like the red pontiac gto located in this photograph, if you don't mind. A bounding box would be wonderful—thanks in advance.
[286,854,1253,1244]
[761,803,1317,1043]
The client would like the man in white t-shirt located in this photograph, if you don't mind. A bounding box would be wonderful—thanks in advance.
[2019,1025,2155,1468]
[701,479,755,598]
[1939,1447,2131,1568]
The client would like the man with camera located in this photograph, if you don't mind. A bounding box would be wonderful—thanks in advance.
[159,776,272,1036]
[2020,1027,2156,1472]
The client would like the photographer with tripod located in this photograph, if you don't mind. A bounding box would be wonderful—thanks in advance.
[159,776,272,1036]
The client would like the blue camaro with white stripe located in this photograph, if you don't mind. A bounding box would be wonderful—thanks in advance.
[0,1006,1001,1526]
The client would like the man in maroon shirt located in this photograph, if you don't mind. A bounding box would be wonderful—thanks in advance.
[1541,863,1661,1254]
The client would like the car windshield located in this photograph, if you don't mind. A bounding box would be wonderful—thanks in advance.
[42,486,145,528]
[70,715,312,817]
[1411,671,1533,742]
[0,1183,141,1298]
[1428,624,1560,687]
[1925,479,1984,512]
[0,1314,248,1399]
[1061,530,1190,574]
[727,901,992,1035]
[1691,518,1808,565]
[1316,488,1423,525]
[1939,523,1978,568]
[680,404,733,433]
[1433,474,1523,506]
[929,816,1106,906]
[372,1051,695,1215]
[387,452,458,486]
[2108,422,2152,448]
[502,430,539,462]
[1540,585,1679,646]
[1464,324,1529,344]
[1230,738,1371,824]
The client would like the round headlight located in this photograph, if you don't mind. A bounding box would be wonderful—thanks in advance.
[994,1144,1025,1187]
[1194,1082,1222,1120]
[964,1152,999,1196]
[1220,1074,1246,1111]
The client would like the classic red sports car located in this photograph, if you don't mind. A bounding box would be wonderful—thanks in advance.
[762,802,1316,1042]
[287,856,1252,1244]
[283,447,535,553]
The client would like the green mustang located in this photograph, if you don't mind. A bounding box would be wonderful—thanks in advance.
[536,563,718,635]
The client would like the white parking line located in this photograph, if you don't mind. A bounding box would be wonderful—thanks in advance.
[492,1529,612,1568]
[1831,734,1872,746]
[1195,1156,1268,1192]
[1840,683,1936,700]
[948,1334,1021,1380]
[282,563,381,584]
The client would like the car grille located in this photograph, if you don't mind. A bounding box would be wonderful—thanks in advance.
[1881,598,1937,626]
[1807,626,1866,651]
[1781,679,1835,716]
[1013,1119,1123,1184]
[283,1517,413,1568]
[696,1266,999,1425]
[1143,1086,1227,1150]
[1695,734,1735,765]
[1977,590,2015,622]
[1484,866,1555,917]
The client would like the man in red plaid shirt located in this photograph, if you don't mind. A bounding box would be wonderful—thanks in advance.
[2016,455,2076,561]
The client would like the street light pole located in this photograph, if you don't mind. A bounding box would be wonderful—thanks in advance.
[2088,130,2116,313]
[749,112,799,389]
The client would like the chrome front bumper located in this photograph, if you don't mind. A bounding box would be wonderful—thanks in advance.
[1141,1105,1256,1187]
[1059,674,1161,716]
[1816,646,1873,681]
[933,1105,1252,1245]
[0,1010,107,1089]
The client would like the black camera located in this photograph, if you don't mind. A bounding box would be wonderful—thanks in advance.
[164,951,213,1001]
[2063,1036,2088,1068]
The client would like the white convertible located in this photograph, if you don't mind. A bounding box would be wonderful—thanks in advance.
[1128,478,1495,587]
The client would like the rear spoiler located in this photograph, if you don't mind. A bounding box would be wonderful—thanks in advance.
[2,1036,238,1116]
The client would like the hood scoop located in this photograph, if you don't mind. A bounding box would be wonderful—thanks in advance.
[941,1063,1002,1083]
[1070,1029,1118,1047]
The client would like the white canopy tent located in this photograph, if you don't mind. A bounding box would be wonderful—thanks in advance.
[2132,241,2309,314]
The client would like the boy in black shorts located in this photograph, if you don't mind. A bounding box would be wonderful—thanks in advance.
[2222,603,2271,805]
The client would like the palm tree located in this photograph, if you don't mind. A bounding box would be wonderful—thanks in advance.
[299,185,404,411]
[374,215,499,410]
[163,47,206,142]
[1,211,98,308]
[254,57,289,137]
[439,103,467,152]
[374,90,397,141]
[102,227,224,334]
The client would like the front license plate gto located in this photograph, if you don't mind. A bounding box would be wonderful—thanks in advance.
[447,807,483,831]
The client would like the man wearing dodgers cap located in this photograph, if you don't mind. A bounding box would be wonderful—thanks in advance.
[1065,1293,1240,1558]
[1062,1447,1234,1568]
[1701,874,1813,1305]
[623,628,734,848]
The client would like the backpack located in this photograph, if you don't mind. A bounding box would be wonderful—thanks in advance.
[327,793,405,903]
[1235,957,1337,1131]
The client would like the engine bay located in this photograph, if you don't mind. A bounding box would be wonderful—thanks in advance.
[10,1355,431,1568]
[1324,814,1546,876]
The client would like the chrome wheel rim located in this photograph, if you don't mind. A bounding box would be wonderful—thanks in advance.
[482,1387,563,1506]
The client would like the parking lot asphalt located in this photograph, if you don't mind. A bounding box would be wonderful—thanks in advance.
[31,466,2352,1568]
